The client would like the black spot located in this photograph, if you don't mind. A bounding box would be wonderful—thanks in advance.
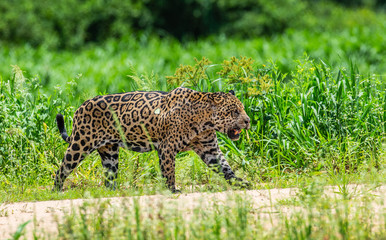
[203,150,213,156]
[112,154,119,159]
[145,92,158,100]
[112,145,118,151]
[135,99,145,108]
[130,125,143,135]
[92,95,103,101]
[122,114,131,125]
[149,117,155,124]
[113,96,121,102]
[105,96,113,103]
[74,133,80,141]
[139,135,147,140]
[71,162,77,169]
[66,163,72,169]
[208,158,218,165]
[192,127,199,134]
[132,93,143,101]
[86,102,93,111]
[66,154,72,162]
[140,105,150,118]
[148,99,159,108]
[119,104,127,115]
[102,119,109,128]
[104,163,112,168]
[121,93,133,102]
[132,146,141,152]
[204,121,214,127]
[131,110,139,122]
[110,104,119,111]
[72,143,80,151]
[201,139,214,144]
[97,100,107,110]
[92,109,103,118]
[73,153,80,161]
[83,114,91,124]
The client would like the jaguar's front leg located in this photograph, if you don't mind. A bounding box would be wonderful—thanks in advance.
[192,130,249,188]
[157,143,179,193]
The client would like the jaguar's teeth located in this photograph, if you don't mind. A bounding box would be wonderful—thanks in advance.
[234,129,241,135]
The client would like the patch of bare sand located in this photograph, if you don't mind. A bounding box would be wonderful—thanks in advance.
[0,185,384,239]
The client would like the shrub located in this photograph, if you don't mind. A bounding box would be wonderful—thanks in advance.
[0,66,72,185]
[167,56,385,173]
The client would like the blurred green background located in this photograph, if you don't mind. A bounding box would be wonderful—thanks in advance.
[1,0,385,47]
[1,0,385,102]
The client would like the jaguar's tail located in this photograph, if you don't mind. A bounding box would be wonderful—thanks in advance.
[56,114,70,143]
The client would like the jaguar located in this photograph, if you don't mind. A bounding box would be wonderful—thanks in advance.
[54,87,250,192]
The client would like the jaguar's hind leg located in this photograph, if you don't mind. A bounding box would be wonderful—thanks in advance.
[98,144,120,189]
[53,144,88,191]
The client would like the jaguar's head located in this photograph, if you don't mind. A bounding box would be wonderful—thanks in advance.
[210,90,250,141]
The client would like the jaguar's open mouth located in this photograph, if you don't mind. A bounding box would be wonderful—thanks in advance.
[227,128,242,140]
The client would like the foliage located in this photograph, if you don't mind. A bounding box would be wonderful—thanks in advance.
[0,0,384,48]
[1,17,384,101]
[218,56,274,96]
[1,55,384,193]
[166,57,212,89]
[0,66,73,186]
[165,56,385,177]
[0,0,150,49]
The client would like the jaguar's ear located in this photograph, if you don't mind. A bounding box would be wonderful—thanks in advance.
[229,90,235,95]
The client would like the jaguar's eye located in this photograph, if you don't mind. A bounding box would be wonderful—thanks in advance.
[233,110,239,118]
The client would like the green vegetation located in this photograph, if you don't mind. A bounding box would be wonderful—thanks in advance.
[1,0,384,48]
[0,0,385,238]
[1,55,385,202]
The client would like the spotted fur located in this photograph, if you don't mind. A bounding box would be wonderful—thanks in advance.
[53,87,250,192]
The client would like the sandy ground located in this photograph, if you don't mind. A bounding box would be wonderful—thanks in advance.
[0,185,384,239]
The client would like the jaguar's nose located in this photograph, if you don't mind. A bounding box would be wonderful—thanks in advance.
[244,116,250,129]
